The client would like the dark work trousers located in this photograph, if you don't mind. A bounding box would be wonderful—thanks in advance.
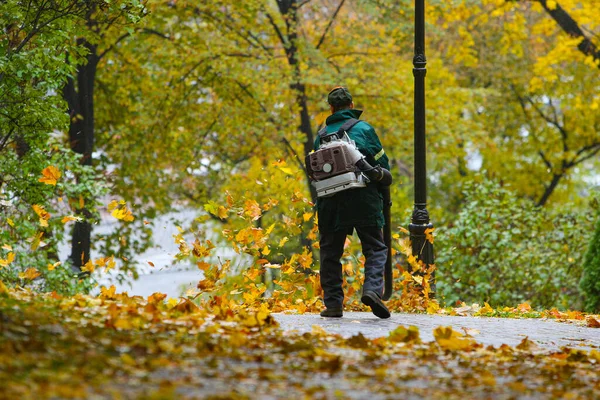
[319,226,387,309]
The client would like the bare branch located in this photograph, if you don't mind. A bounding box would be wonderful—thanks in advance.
[538,150,553,170]
[265,11,287,48]
[0,126,16,153]
[98,28,171,60]
[569,142,600,167]
[316,0,346,50]
[326,51,396,59]
[526,0,600,68]
[524,96,569,152]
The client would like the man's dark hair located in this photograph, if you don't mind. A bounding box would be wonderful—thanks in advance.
[328,87,353,112]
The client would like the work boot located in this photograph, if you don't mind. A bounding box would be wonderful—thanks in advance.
[320,307,343,318]
[361,291,391,319]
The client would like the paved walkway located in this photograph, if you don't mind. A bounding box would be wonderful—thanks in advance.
[274,312,600,351]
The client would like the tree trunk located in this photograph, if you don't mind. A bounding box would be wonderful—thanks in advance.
[536,172,562,207]
[534,0,600,69]
[63,38,99,271]
[276,0,317,203]
[276,0,318,255]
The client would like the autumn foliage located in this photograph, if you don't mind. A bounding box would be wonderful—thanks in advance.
[2,282,600,398]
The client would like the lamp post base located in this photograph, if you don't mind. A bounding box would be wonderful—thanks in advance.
[409,208,435,297]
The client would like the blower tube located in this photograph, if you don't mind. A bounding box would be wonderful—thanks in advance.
[354,158,393,300]
[355,159,392,186]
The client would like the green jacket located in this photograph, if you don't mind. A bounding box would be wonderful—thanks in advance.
[314,109,390,233]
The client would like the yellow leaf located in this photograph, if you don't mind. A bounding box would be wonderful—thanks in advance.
[32,204,51,227]
[204,201,228,220]
[29,232,44,251]
[7,218,14,227]
[100,285,117,300]
[279,237,289,247]
[110,202,134,222]
[426,301,440,314]
[399,237,412,256]
[61,215,81,224]
[262,198,279,211]
[261,245,271,256]
[433,326,475,351]
[166,298,179,308]
[244,268,261,281]
[105,257,116,272]
[282,265,295,274]
[311,325,328,336]
[315,110,329,126]
[303,212,313,222]
[256,303,271,324]
[265,223,276,235]
[481,302,494,314]
[516,337,540,351]
[388,325,421,344]
[81,260,95,273]
[115,318,133,330]
[424,227,434,244]
[278,167,294,175]
[229,332,248,347]
[517,302,532,313]
[19,267,41,280]
[217,206,228,219]
[39,165,61,185]
[148,292,167,304]
[107,200,118,211]
[47,261,61,271]
[0,252,15,267]
[197,261,211,271]
[243,199,262,221]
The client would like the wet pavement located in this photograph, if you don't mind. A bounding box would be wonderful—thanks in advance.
[274,312,600,351]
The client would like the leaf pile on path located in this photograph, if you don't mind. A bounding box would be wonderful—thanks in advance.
[1,284,599,399]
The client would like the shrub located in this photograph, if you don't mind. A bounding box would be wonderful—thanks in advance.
[0,142,106,295]
[580,200,600,312]
[436,179,594,309]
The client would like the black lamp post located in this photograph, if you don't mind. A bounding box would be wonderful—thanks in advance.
[409,0,435,288]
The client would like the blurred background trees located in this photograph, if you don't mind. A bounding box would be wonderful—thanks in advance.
[1,0,598,309]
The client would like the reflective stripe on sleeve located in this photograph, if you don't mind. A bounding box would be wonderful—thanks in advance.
[374,148,385,161]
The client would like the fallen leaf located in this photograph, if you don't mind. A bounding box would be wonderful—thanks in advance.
[516,337,540,351]
[586,317,600,328]
[19,268,41,280]
[39,165,61,185]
